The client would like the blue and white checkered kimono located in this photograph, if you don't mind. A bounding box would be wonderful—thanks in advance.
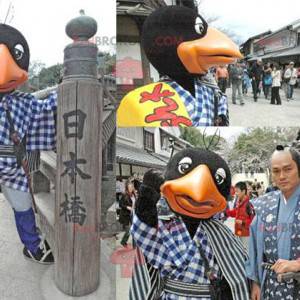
[0,91,57,192]
[164,77,228,127]
[131,214,221,300]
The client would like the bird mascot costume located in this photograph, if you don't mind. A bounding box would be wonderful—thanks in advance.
[130,148,250,299]
[0,24,56,264]
[117,3,242,127]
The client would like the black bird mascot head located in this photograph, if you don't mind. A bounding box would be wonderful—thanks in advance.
[0,24,29,93]
[141,5,242,79]
[161,147,231,220]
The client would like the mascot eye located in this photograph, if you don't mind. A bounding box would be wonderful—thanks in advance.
[215,168,226,185]
[178,157,192,175]
[195,16,205,35]
[13,44,24,60]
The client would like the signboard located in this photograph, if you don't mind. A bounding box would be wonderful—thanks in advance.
[254,30,297,54]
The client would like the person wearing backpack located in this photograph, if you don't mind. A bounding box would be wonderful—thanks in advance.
[262,63,272,99]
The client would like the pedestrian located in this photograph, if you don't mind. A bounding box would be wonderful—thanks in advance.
[226,181,255,250]
[216,65,229,93]
[246,146,300,299]
[230,61,245,105]
[262,63,272,99]
[250,59,263,102]
[284,61,298,100]
[246,181,256,200]
[242,64,251,95]
[119,181,136,247]
[271,64,282,105]
[132,173,141,194]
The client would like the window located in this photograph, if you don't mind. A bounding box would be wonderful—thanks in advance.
[143,130,154,152]
[160,131,171,152]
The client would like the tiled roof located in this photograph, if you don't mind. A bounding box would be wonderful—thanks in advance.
[117,143,167,168]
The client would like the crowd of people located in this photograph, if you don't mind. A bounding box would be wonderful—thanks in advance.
[213,60,299,105]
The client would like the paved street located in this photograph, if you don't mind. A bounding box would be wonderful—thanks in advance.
[227,86,300,127]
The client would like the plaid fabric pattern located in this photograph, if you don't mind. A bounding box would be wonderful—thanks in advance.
[166,79,227,127]
[0,91,57,192]
[131,214,221,300]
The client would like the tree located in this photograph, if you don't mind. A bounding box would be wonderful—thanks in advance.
[227,127,299,175]
[29,60,46,79]
[180,127,227,152]
[97,52,116,75]
[38,64,63,89]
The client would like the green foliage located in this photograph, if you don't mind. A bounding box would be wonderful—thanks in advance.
[97,52,116,75]
[180,127,226,151]
[21,52,115,93]
[38,64,63,89]
[20,61,63,92]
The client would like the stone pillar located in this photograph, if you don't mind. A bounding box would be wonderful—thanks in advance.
[54,11,102,296]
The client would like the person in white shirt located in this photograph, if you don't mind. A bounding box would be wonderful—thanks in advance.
[271,64,282,105]
[284,62,297,100]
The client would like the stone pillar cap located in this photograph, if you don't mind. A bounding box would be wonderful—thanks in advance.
[66,10,97,41]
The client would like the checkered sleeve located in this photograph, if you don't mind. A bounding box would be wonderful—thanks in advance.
[218,93,228,116]
[26,92,57,151]
[131,214,169,270]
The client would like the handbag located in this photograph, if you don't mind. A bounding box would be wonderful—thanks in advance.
[264,75,272,86]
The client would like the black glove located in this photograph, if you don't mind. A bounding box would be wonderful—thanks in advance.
[135,169,165,227]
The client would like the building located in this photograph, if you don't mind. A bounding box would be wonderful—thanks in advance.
[116,0,167,101]
[116,127,191,179]
[240,30,272,60]
[242,19,300,65]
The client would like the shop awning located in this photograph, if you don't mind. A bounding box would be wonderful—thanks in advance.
[247,56,262,61]
[273,46,300,58]
[116,143,167,169]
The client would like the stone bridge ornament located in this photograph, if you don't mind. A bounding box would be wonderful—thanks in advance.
[54,11,103,296]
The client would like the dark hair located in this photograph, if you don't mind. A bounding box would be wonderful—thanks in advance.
[235,181,247,193]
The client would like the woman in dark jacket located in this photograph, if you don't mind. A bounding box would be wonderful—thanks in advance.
[119,181,136,247]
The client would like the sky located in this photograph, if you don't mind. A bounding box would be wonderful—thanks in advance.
[198,127,247,143]
[1,0,299,66]
[199,0,300,43]
[0,0,116,67]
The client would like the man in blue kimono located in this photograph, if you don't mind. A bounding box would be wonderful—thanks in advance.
[246,145,300,299]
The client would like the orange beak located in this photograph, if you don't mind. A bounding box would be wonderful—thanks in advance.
[0,44,28,92]
[177,27,243,74]
[161,164,227,219]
